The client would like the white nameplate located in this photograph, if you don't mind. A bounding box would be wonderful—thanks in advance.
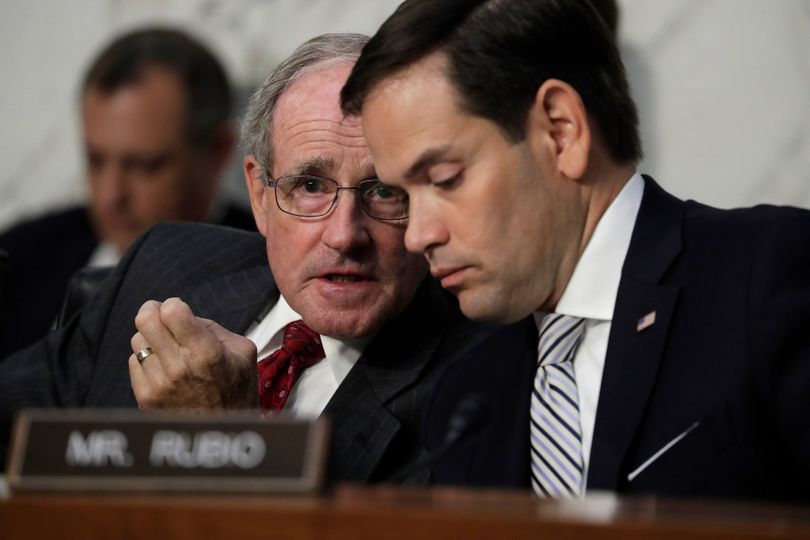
[6,409,329,494]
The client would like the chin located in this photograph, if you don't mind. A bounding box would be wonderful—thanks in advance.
[105,233,135,254]
[458,292,515,324]
[306,310,385,340]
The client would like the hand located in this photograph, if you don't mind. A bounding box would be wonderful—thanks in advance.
[129,297,258,410]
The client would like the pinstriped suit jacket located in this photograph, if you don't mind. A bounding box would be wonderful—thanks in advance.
[0,204,257,358]
[0,222,492,483]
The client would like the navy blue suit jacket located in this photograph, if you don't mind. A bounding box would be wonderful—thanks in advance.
[426,177,810,502]
[0,223,494,483]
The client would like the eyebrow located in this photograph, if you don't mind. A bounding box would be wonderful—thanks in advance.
[292,156,335,176]
[291,155,377,180]
[404,144,454,179]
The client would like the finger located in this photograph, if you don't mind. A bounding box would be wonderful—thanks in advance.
[130,330,160,372]
[133,301,179,389]
[129,331,171,397]
[134,300,182,362]
[128,353,151,407]
[130,331,149,355]
[128,351,172,409]
[159,297,217,351]
[203,318,258,363]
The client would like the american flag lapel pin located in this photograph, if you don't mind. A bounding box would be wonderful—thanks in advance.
[636,311,656,332]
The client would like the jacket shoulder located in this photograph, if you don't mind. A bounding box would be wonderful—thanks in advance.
[0,206,95,258]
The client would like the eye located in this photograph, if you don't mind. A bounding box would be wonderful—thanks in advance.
[427,163,463,190]
[362,180,407,201]
[86,152,103,171]
[299,177,326,192]
[374,184,393,198]
[366,182,393,199]
[141,155,170,174]
[301,179,323,193]
[123,154,172,177]
[285,176,331,195]
[433,171,462,189]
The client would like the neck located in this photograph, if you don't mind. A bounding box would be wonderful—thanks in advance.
[543,162,636,312]
[579,163,636,254]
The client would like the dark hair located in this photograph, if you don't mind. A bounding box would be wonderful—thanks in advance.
[83,27,232,148]
[341,0,641,164]
[589,0,619,40]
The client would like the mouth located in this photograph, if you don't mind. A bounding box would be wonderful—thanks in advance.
[99,213,133,229]
[431,266,468,289]
[324,274,365,283]
[316,268,377,284]
[314,271,377,300]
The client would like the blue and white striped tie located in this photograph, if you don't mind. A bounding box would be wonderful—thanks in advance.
[530,313,586,498]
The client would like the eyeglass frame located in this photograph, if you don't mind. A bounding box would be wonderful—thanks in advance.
[263,172,409,221]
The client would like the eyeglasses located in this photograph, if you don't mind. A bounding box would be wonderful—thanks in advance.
[265,174,409,220]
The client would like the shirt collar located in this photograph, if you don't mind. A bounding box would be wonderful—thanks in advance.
[254,294,370,381]
[87,241,121,268]
[554,172,645,322]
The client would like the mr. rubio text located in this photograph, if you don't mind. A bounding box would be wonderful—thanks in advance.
[65,429,267,469]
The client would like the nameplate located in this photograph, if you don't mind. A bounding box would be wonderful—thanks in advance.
[6,409,330,494]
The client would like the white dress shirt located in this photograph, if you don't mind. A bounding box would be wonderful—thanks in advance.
[245,295,370,418]
[534,172,644,478]
[86,241,121,268]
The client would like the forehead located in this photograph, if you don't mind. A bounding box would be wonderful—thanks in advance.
[361,54,469,180]
[271,62,372,176]
[82,67,187,148]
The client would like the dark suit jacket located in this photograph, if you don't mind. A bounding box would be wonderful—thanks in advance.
[0,204,256,358]
[426,176,810,502]
[0,222,493,484]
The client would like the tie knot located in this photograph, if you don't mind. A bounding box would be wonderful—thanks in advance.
[537,313,585,366]
[257,320,325,412]
[281,320,324,365]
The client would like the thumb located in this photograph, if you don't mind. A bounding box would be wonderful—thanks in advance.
[200,318,258,362]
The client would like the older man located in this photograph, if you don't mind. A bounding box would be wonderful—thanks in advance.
[341,0,810,501]
[0,33,491,483]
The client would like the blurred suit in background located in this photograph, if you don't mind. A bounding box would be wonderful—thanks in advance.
[0,28,255,358]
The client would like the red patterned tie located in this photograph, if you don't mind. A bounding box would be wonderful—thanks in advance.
[257,320,325,412]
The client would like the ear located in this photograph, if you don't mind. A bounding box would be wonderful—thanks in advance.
[243,155,269,236]
[526,79,591,180]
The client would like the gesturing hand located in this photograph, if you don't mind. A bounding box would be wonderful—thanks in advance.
[128,297,258,410]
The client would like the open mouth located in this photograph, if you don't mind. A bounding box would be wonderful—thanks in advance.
[325,274,364,283]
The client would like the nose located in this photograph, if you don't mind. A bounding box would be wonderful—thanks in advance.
[321,189,371,253]
[92,164,129,210]
[403,197,449,256]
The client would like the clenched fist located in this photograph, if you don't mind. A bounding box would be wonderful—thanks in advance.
[129,297,258,410]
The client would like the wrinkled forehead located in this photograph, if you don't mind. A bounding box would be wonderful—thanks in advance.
[271,62,373,178]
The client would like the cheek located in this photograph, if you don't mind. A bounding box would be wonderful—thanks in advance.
[264,234,299,297]
[264,222,294,268]
[131,174,181,213]
[372,225,428,289]
[371,224,410,265]
[384,252,428,314]
[401,252,429,292]
[264,216,320,282]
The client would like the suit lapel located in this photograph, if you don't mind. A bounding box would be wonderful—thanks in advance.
[86,260,277,408]
[186,264,278,334]
[323,279,448,483]
[587,177,684,491]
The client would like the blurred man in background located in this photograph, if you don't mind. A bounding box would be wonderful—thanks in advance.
[0,28,254,357]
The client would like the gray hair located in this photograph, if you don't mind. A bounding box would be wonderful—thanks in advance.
[240,33,369,174]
